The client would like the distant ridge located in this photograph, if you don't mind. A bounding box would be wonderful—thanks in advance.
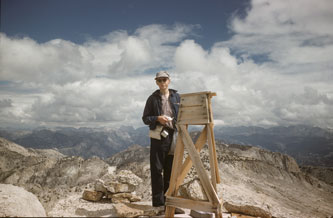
[1,124,332,166]
[1,136,333,217]
[0,126,149,159]
[214,125,333,167]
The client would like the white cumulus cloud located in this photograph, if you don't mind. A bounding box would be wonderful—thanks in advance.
[0,1,333,129]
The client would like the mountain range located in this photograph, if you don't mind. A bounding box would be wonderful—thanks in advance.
[1,124,332,166]
[214,125,333,167]
[1,136,332,217]
[0,126,149,159]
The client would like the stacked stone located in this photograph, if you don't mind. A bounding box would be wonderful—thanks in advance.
[82,167,142,204]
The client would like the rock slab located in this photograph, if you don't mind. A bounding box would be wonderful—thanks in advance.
[82,190,103,202]
[223,202,272,218]
[0,183,46,217]
[114,203,144,217]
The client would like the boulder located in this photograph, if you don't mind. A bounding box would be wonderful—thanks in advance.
[122,202,161,216]
[95,179,109,193]
[110,182,136,193]
[179,179,208,201]
[82,190,103,202]
[108,192,141,203]
[95,179,136,194]
[115,170,143,186]
[110,196,130,203]
[223,202,272,218]
[95,169,142,194]
[0,184,46,217]
[114,203,144,217]
[75,206,115,217]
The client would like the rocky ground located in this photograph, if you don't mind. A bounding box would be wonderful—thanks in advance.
[300,165,333,186]
[1,136,333,217]
[108,140,333,218]
[0,137,109,212]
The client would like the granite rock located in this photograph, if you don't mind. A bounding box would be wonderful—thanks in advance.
[0,184,46,217]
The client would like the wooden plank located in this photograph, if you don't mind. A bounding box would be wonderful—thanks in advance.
[206,94,221,184]
[179,113,208,121]
[180,106,207,114]
[180,114,208,120]
[166,196,218,213]
[180,95,205,104]
[165,131,185,196]
[179,125,220,204]
[180,114,207,120]
[181,104,206,108]
[180,91,216,97]
[207,93,214,123]
[207,124,217,190]
[176,105,183,123]
[180,94,207,107]
[165,206,175,217]
[178,119,210,125]
[179,106,208,121]
[175,125,208,188]
[208,123,221,184]
[165,131,185,218]
[204,93,211,122]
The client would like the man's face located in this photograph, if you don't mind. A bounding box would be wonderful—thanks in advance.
[156,77,170,90]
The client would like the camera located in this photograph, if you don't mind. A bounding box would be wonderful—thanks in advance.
[161,129,169,138]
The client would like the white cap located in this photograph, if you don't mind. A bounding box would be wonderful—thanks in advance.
[155,71,170,80]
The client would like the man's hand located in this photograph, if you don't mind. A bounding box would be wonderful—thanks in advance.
[157,115,169,125]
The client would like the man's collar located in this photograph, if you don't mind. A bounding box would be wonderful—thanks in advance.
[153,89,177,96]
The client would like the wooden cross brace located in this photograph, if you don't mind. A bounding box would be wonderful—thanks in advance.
[165,92,222,218]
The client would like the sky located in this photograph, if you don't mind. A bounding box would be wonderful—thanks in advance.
[1,0,333,129]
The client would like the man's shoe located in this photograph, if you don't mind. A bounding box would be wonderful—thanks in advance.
[157,210,165,216]
[154,206,165,215]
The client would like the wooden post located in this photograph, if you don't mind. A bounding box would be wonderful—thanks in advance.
[165,91,222,218]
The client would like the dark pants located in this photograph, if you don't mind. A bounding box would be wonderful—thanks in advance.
[150,130,174,207]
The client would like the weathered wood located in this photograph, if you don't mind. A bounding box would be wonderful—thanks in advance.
[165,130,185,196]
[208,123,221,184]
[207,125,217,189]
[181,104,206,108]
[165,206,176,217]
[207,94,221,184]
[165,132,185,217]
[166,196,218,213]
[204,93,211,122]
[180,91,216,97]
[175,126,208,188]
[179,113,208,121]
[180,94,207,107]
[180,106,207,115]
[166,91,221,218]
[180,104,206,110]
[179,125,220,204]
[207,93,214,123]
[178,118,210,125]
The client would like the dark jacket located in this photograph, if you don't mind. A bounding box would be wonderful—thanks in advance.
[142,89,180,130]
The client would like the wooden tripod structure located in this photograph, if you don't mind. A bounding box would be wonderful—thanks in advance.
[165,91,222,218]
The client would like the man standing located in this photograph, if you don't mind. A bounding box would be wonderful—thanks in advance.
[142,71,180,209]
